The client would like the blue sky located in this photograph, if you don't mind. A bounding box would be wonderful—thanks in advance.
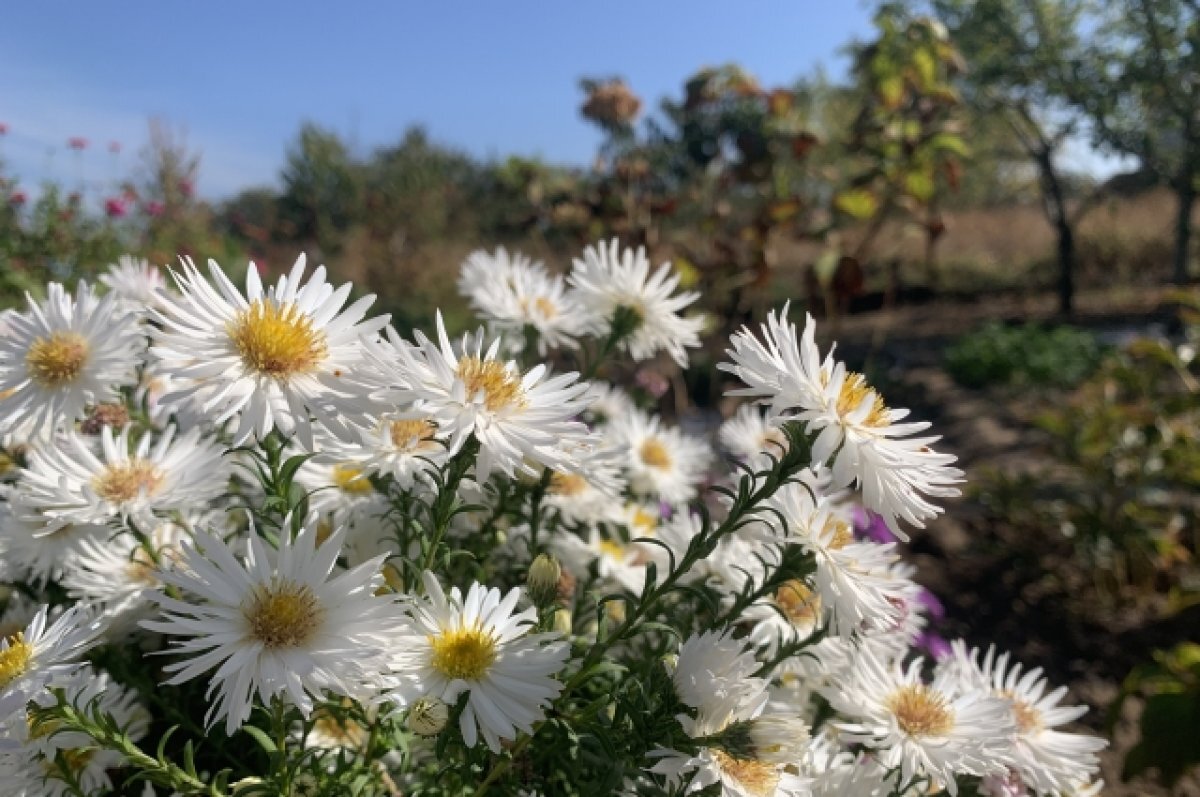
[0,2,1125,201]
[0,2,879,199]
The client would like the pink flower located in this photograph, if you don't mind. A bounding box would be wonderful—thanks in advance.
[9,190,26,206]
[143,200,165,217]
[179,178,194,198]
[67,136,88,150]
[104,197,127,218]
[0,122,9,136]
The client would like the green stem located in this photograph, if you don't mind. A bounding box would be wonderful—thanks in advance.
[418,436,481,580]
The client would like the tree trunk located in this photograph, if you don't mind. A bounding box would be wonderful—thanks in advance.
[1172,163,1196,284]
[1055,213,1076,315]
[1037,149,1075,316]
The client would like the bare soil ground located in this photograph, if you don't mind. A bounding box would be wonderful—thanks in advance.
[826,287,1200,796]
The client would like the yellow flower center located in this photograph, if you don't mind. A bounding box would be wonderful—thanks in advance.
[550,472,588,497]
[310,705,369,749]
[887,684,955,737]
[774,580,821,626]
[92,460,164,503]
[638,438,672,470]
[331,464,373,495]
[26,331,90,388]
[0,451,14,476]
[124,548,161,586]
[389,419,437,452]
[429,625,497,681]
[533,296,558,319]
[229,300,328,378]
[834,372,889,428]
[825,518,854,550]
[0,633,34,689]
[711,750,780,797]
[631,507,658,533]
[1007,694,1043,733]
[244,582,323,649]
[457,357,525,412]
[597,539,627,561]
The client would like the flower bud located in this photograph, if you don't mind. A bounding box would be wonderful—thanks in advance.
[407,696,449,736]
[719,715,810,764]
[527,554,562,606]
[552,607,573,635]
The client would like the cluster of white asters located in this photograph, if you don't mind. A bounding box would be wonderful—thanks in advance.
[0,243,1104,796]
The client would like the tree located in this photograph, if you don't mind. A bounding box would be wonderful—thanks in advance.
[278,123,361,255]
[932,0,1091,314]
[1076,0,1200,284]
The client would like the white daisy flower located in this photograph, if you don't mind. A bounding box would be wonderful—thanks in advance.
[654,630,809,797]
[582,381,637,427]
[719,404,788,471]
[544,451,626,527]
[458,247,588,354]
[295,451,383,525]
[671,628,765,712]
[608,408,711,503]
[0,605,99,724]
[568,239,704,366]
[150,254,389,449]
[15,424,229,531]
[355,410,447,487]
[743,578,824,654]
[0,494,107,586]
[552,525,656,594]
[385,571,569,752]
[767,482,903,637]
[824,646,1014,794]
[362,315,594,482]
[100,255,171,313]
[942,642,1107,794]
[60,522,185,635]
[7,665,149,797]
[720,305,962,537]
[0,282,144,438]
[141,519,406,733]
[301,700,372,754]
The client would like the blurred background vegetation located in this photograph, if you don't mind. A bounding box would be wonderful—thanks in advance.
[3,1,1200,792]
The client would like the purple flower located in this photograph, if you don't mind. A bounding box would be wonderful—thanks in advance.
[851,505,897,544]
[916,631,952,661]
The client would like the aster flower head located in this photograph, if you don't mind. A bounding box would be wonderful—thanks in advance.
[825,646,1014,795]
[458,247,588,354]
[0,493,108,586]
[608,408,712,503]
[0,605,100,724]
[385,571,569,753]
[150,254,390,449]
[0,281,145,438]
[141,517,406,733]
[767,481,903,638]
[942,642,1107,794]
[6,665,149,797]
[60,522,186,635]
[721,304,963,537]
[15,424,229,532]
[654,629,809,797]
[568,238,704,367]
[100,254,171,313]
[362,314,594,482]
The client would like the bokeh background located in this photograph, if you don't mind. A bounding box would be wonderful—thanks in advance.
[3,2,1199,793]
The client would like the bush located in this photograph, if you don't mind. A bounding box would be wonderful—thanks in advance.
[944,321,1105,389]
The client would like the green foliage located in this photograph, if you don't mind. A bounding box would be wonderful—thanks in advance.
[1110,643,1200,787]
[278,123,362,253]
[944,321,1104,388]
